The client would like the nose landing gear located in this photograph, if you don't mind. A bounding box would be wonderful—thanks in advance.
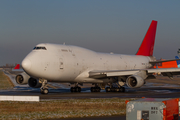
[39,79,49,94]
[41,88,49,94]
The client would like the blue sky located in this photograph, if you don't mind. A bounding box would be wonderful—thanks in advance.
[0,0,180,66]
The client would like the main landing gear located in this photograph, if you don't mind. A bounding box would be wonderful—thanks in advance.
[105,86,125,92]
[70,83,81,92]
[91,84,101,92]
[105,83,125,92]
[39,79,49,94]
[71,87,81,92]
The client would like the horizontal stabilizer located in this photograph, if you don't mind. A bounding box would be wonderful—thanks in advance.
[149,59,180,64]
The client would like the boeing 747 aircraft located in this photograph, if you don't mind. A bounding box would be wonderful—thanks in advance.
[15,20,180,94]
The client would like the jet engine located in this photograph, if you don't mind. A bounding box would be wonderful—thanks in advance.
[126,75,144,88]
[15,72,30,85]
[28,77,42,88]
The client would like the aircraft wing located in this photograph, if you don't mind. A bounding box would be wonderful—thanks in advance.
[12,69,24,72]
[89,68,180,79]
[89,69,142,78]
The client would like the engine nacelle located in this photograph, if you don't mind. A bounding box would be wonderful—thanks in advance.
[126,75,145,88]
[15,72,30,85]
[28,78,42,88]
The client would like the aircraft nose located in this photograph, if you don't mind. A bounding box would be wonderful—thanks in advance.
[22,58,32,71]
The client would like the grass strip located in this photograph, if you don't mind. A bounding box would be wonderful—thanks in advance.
[0,98,133,119]
[0,70,14,89]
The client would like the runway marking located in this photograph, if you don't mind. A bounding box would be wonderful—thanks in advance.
[0,95,39,102]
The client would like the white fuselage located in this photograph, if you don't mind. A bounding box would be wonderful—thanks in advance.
[22,43,153,83]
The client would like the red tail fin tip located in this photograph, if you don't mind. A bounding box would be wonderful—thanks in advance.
[136,20,158,56]
[14,64,20,69]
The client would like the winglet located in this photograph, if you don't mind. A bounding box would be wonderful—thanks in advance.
[136,20,158,56]
[14,64,20,69]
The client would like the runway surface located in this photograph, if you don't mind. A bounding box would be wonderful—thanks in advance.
[44,115,126,120]
[2,70,180,120]
[1,86,180,99]
[2,70,180,99]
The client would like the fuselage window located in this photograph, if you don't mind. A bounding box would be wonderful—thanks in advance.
[33,47,47,50]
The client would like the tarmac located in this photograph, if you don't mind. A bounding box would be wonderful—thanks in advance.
[2,70,180,99]
[2,70,180,120]
[46,115,126,120]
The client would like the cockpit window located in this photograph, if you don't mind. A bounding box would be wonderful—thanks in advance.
[33,46,47,50]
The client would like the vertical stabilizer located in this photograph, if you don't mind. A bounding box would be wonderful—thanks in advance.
[14,64,20,69]
[136,20,158,56]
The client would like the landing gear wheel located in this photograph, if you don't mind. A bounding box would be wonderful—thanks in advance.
[106,87,125,92]
[91,87,95,92]
[71,87,75,92]
[96,87,101,92]
[111,87,115,92]
[106,87,111,92]
[43,89,49,94]
[115,88,120,92]
[40,89,49,94]
[91,87,101,92]
[77,87,81,92]
[120,87,125,92]
[71,87,81,92]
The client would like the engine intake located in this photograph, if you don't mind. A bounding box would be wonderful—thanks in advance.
[28,78,42,88]
[15,72,30,85]
[126,75,144,88]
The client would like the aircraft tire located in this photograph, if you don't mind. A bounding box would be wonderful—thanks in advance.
[42,89,49,94]
[110,88,115,92]
[96,87,101,92]
[91,87,101,92]
[91,87,94,92]
[106,87,111,92]
[120,87,125,92]
[71,87,75,92]
[77,87,81,92]
[122,87,125,92]
[115,88,120,92]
